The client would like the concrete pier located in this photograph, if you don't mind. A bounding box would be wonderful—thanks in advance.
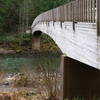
[32,31,41,50]
[32,36,40,50]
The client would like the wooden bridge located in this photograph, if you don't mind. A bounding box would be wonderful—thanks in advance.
[31,0,100,99]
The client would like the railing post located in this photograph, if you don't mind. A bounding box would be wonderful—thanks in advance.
[97,0,100,35]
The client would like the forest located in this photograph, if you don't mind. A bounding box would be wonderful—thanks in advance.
[0,0,73,34]
[0,0,74,54]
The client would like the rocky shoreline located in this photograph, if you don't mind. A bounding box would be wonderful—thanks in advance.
[0,48,16,54]
[0,48,61,56]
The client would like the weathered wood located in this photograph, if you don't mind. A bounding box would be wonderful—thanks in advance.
[62,55,100,99]
[32,0,96,29]
[97,0,100,35]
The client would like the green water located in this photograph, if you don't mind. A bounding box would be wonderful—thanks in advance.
[0,53,61,72]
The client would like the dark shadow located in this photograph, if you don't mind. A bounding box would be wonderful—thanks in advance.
[33,31,42,38]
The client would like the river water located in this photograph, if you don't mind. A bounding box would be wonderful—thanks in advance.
[0,53,61,94]
[0,53,61,72]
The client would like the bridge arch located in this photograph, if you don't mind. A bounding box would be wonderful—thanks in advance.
[32,28,62,52]
[33,31,42,37]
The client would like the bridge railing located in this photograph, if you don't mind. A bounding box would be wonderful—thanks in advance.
[32,0,100,35]
[97,0,100,35]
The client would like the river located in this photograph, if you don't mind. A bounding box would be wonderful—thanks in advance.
[0,53,61,72]
[0,53,61,99]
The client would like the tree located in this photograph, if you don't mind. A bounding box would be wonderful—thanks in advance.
[0,0,73,34]
[0,0,23,33]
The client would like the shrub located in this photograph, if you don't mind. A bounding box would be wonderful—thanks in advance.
[38,66,60,100]
[0,32,32,46]
[41,34,53,44]
[14,74,29,87]
[18,32,32,45]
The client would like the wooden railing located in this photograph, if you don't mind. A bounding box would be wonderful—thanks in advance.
[32,0,100,35]
[97,0,100,35]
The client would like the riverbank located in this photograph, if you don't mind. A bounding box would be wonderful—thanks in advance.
[0,54,61,100]
[0,33,61,100]
[0,69,61,100]
[0,33,61,55]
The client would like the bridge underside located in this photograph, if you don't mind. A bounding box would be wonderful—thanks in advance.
[62,55,100,100]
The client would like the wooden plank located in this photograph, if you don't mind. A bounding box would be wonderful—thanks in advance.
[85,0,88,22]
[64,5,67,21]
[68,4,70,21]
[85,0,87,22]
[69,3,72,21]
[92,0,95,22]
[77,0,79,21]
[90,0,92,22]
[74,0,78,21]
[66,4,68,21]
[97,0,100,35]
[87,0,90,22]
[56,8,60,21]
[81,0,83,21]
[78,0,81,21]
[60,6,65,22]
[83,0,85,21]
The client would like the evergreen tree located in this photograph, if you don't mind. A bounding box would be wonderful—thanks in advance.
[0,0,72,33]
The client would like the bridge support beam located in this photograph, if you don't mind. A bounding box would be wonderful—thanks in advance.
[61,55,100,100]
